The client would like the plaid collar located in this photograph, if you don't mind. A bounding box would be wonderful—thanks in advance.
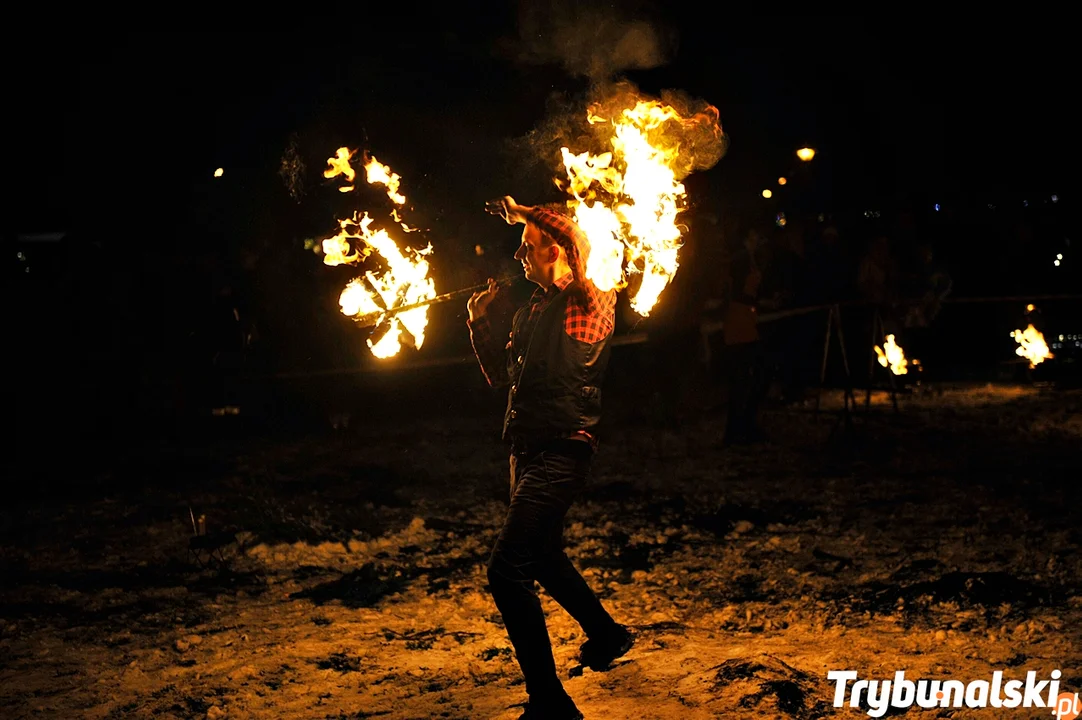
[533,272,574,302]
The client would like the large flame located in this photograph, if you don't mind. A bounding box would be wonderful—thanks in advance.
[1011,324,1052,368]
[556,91,724,316]
[875,334,909,375]
[319,149,435,359]
[323,213,435,359]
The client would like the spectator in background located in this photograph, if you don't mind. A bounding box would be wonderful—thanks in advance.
[805,222,851,305]
[764,220,818,404]
[902,242,952,373]
[903,242,952,329]
[206,282,248,415]
[647,206,713,427]
[857,235,900,309]
[858,234,907,387]
[721,224,770,445]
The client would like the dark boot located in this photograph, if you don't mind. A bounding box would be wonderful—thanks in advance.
[578,624,634,671]
[517,691,584,719]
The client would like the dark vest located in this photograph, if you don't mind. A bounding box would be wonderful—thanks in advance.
[502,282,612,442]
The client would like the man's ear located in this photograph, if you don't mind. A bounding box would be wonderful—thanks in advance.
[546,244,560,263]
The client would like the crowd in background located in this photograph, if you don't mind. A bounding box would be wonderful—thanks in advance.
[645,204,960,442]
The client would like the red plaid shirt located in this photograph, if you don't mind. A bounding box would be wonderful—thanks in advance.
[469,207,616,389]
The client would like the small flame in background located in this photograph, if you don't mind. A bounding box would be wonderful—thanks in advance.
[319,148,435,359]
[556,88,725,316]
[1011,324,1052,368]
[875,334,909,375]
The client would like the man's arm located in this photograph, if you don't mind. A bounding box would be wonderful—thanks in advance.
[467,277,510,387]
[467,315,510,388]
[524,206,607,313]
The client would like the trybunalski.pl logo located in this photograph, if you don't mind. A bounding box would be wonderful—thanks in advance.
[828,669,1080,718]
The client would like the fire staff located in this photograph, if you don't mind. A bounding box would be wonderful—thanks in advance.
[468,196,634,720]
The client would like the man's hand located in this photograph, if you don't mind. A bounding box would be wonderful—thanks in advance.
[468,277,500,322]
[485,196,528,225]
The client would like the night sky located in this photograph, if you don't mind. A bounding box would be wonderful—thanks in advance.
[7,12,1077,385]
[16,15,1074,229]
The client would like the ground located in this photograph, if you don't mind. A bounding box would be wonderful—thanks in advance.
[2,384,1081,719]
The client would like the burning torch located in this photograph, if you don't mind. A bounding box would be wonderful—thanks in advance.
[352,275,519,328]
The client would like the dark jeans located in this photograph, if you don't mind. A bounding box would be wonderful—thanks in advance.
[487,440,620,698]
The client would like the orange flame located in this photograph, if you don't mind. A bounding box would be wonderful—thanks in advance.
[322,213,435,359]
[319,149,435,359]
[556,90,724,316]
[874,334,909,375]
[324,147,356,192]
[1011,324,1052,368]
[364,155,406,205]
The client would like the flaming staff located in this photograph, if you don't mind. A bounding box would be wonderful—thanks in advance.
[350,276,518,328]
[319,148,437,359]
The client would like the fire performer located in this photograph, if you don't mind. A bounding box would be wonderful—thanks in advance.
[468,196,633,719]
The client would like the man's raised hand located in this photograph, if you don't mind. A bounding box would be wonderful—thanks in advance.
[485,196,526,225]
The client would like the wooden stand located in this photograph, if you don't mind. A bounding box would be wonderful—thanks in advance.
[814,304,856,431]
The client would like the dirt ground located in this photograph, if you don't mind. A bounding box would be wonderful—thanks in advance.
[2,383,1081,719]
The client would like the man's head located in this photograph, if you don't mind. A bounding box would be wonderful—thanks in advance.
[514,205,573,287]
[515,223,565,286]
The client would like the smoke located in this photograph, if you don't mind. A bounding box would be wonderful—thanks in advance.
[507,80,728,186]
[278,133,307,202]
[510,0,676,81]
[655,87,730,178]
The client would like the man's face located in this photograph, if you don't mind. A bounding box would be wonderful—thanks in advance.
[514,223,554,284]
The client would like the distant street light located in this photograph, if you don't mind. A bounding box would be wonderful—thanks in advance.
[762,189,773,199]
[214,168,224,178]
[797,148,815,161]
[778,177,787,185]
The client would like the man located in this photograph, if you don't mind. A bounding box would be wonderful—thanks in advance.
[721,226,769,445]
[468,196,633,720]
